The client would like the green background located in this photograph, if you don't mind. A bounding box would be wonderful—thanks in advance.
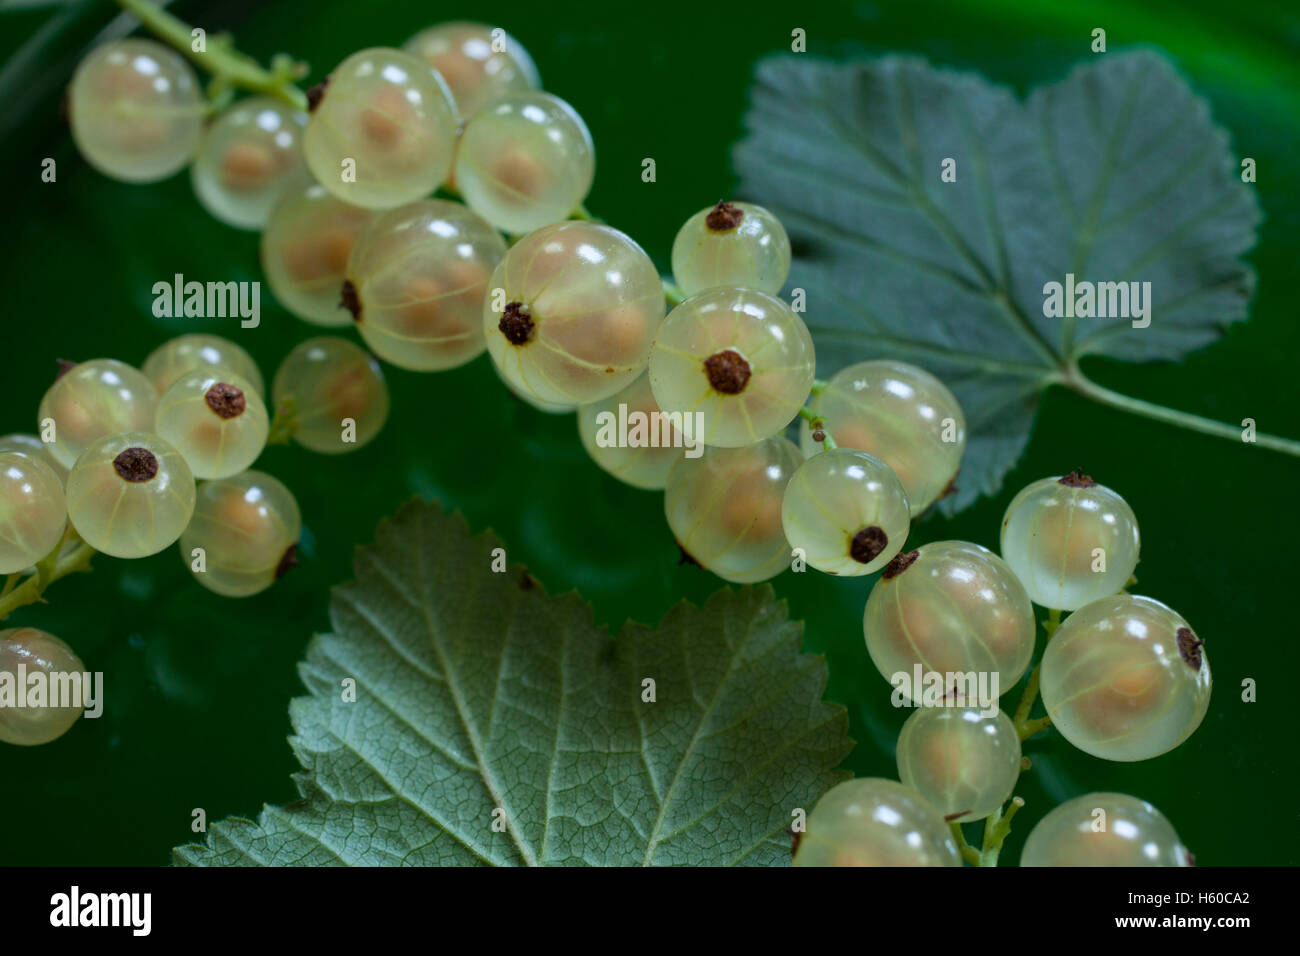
[1,0,1296,866]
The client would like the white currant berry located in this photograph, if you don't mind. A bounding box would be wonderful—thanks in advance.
[1039,594,1211,762]
[0,628,86,746]
[781,449,909,576]
[1000,471,1140,611]
[190,97,308,230]
[648,288,815,448]
[0,452,66,574]
[1021,792,1191,867]
[181,470,302,598]
[65,432,195,559]
[261,180,374,327]
[896,707,1021,822]
[793,778,962,867]
[484,221,665,406]
[664,437,801,583]
[670,201,791,297]
[402,21,539,122]
[455,91,594,234]
[304,48,458,209]
[863,541,1035,700]
[38,359,158,470]
[272,337,390,454]
[141,334,265,399]
[68,39,203,183]
[155,369,269,479]
[344,200,506,371]
[578,371,686,490]
[801,360,966,512]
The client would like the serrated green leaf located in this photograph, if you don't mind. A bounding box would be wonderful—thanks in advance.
[172,500,851,866]
[735,50,1260,511]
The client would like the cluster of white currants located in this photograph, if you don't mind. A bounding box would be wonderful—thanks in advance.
[794,471,1212,866]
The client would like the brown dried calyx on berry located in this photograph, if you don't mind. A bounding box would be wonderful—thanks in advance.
[275,543,300,580]
[56,358,77,380]
[1058,469,1097,488]
[340,279,362,320]
[306,77,330,112]
[205,383,246,419]
[1176,627,1205,671]
[113,447,158,483]
[850,526,888,564]
[882,549,920,579]
[499,302,535,345]
[704,349,751,394]
[706,201,744,232]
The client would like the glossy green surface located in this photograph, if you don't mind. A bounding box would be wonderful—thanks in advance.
[0,0,1295,865]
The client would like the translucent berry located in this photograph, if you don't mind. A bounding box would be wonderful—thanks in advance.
[781,449,909,576]
[65,432,195,559]
[191,97,308,230]
[261,180,374,327]
[896,707,1021,822]
[180,471,302,598]
[272,337,390,454]
[68,39,203,183]
[0,434,68,484]
[484,221,665,406]
[863,541,1035,700]
[1039,594,1211,762]
[155,369,269,479]
[1000,472,1140,611]
[345,200,506,371]
[38,359,158,470]
[455,91,594,234]
[648,288,814,448]
[142,334,265,399]
[304,48,458,209]
[578,371,688,490]
[402,21,539,122]
[0,453,66,574]
[793,778,962,867]
[663,437,801,583]
[0,628,86,746]
[801,360,965,512]
[1021,793,1191,867]
[670,201,791,297]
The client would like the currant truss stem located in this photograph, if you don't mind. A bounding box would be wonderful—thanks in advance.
[978,796,1025,867]
[114,0,308,111]
[949,821,981,867]
[1063,362,1300,458]
[1013,607,1060,740]
[0,528,97,622]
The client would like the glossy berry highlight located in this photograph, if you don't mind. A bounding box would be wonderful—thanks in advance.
[0,628,86,746]
[1021,792,1191,867]
[670,201,791,297]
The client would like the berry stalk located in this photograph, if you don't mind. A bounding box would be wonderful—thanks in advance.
[0,527,97,622]
[114,0,308,110]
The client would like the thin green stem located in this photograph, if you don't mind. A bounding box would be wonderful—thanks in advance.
[1065,364,1300,458]
[662,278,687,309]
[571,202,603,223]
[810,379,828,396]
[0,540,97,622]
[949,821,981,867]
[1013,607,1061,740]
[1,573,18,599]
[979,796,1025,866]
[114,0,308,110]
[266,397,300,446]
